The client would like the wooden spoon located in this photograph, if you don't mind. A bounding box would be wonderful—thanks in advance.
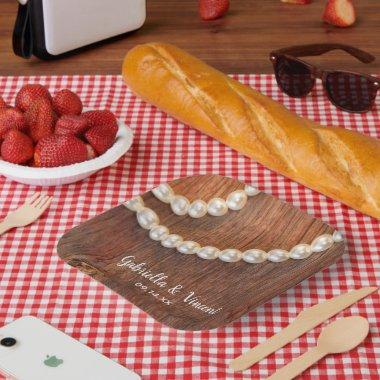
[267,316,369,380]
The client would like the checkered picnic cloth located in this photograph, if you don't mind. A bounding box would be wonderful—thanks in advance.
[0,75,379,380]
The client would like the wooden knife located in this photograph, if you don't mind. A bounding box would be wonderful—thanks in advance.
[230,287,378,372]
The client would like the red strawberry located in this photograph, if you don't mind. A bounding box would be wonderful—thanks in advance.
[34,134,88,167]
[84,124,118,155]
[15,84,51,112]
[0,107,26,138]
[281,0,311,3]
[322,0,356,27]
[55,115,89,136]
[82,110,118,155]
[0,97,7,109]
[52,89,83,116]
[199,0,230,20]
[86,144,97,160]
[25,98,55,142]
[81,110,118,129]
[1,130,34,164]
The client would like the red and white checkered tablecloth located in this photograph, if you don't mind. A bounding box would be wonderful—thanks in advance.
[0,75,379,380]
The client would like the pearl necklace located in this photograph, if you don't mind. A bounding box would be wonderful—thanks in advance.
[124,196,344,264]
[152,183,260,218]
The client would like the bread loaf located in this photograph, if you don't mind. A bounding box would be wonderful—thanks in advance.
[122,43,380,219]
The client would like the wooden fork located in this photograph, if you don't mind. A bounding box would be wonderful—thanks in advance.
[0,193,53,236]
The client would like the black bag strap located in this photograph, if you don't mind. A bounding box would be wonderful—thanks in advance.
[13,1,33,59]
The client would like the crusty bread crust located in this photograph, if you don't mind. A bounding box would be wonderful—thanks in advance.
[122,43,380,219]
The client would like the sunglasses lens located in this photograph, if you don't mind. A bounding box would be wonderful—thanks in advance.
[325,72,377,112]
[274,56,315,97]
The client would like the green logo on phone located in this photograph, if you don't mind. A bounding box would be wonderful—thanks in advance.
[44,355,63,367]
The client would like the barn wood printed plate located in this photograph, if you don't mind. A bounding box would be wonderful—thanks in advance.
[57,175,345,331]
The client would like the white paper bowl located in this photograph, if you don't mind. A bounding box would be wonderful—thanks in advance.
[0,121,133,186]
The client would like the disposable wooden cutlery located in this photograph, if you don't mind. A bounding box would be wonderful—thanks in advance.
[230,287,377,371]
[0,192,53,236]
[266,316,370,380]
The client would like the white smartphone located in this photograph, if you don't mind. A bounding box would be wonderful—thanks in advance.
[0,316,140,380]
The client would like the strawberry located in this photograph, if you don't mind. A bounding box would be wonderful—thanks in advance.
[82,110,118,129]
[15,84,51,112]
[25,98,55,142]
[84,124,118,155]
[52,89,83,116]
[281,0,311,4]
[34,134,88,167]
[82,110,118,154]
[199,0,230,20]
[322,0,356,27]
[55,115,89,136]
[0,97,7,109]
[1,130,34,164]
[0,107,26,138]
[86,144,97,160]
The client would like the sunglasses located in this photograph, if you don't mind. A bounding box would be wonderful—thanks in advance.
[270,43,379,113]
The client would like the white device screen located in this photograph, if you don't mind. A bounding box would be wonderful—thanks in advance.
[0,316,140,380]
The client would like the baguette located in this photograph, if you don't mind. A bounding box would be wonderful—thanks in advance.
[122,43,380,219]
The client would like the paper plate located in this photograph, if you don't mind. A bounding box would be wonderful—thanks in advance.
[58,175,346,330]
[0,121,133,186]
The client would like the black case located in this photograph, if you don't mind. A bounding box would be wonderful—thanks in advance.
[13,0,55,60]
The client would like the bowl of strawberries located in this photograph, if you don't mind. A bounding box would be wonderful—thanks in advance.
[0,84,133,186]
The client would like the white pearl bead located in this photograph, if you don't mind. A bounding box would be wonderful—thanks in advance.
[149,225,169,241]
[219,249,242,263]
[197,246,220,260]
[289,244,312,260]
[244,185,260,196]
[333,231,344,243]
[311,234,334,253]
[188,200,208,218]
[152,184,174,204]
[226,190,248,211]
[124,196,144,212]
[243,249,268,263]
[207,198,228,216]
[136,208,159,230]
[161,234,183,248]
[177,241,200,255]
[170,195,190,216]
[267,249,289,263]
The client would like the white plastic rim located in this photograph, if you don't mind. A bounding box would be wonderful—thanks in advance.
[0,121,134,186]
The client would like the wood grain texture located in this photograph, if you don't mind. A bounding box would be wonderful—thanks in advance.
[57,175,345,331]
[230,287,377,371]
[0,0,379,75]
[266,316,370,380]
